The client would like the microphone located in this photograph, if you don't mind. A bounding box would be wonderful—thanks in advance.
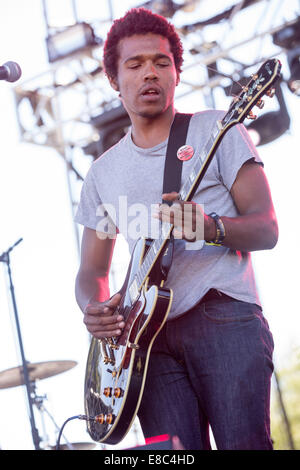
[0,61,22,82]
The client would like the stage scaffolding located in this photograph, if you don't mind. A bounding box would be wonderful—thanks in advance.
[13,0,297,253]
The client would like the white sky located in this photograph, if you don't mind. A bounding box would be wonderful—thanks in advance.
[0,0,299,450]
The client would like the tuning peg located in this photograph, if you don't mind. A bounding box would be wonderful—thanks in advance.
[256,99,265,109]
[247,110,257,120]
[266,87,276,98]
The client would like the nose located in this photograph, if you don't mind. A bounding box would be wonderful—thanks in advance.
[143,61,158,81]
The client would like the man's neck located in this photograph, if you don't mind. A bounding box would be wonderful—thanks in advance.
[130,107,175,149]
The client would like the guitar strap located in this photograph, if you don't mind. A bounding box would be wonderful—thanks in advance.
[162,112,192,199]
[160,112,193,279]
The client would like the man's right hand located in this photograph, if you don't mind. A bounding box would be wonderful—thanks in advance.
[83,293,124,339]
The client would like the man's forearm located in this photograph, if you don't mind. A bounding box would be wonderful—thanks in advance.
[75,269,110,312]
[205,211,278,252]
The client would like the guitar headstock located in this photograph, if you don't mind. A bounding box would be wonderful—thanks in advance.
[221,58,282,130]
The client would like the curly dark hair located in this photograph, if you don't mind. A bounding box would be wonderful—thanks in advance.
[103,8,183,80]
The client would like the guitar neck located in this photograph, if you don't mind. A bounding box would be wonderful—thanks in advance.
[179,120,223,203]
[134,120,224,292]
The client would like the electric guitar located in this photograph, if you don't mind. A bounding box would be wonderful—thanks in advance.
[84,58,281,445]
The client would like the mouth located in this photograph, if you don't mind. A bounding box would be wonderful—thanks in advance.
[140,86,161,100]
[142,89,159,96]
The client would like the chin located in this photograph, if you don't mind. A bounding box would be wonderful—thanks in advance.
[139,110,162,119]
[138,105,168,119]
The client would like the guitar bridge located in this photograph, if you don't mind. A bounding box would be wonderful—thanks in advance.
[107,338,119,350]
[103,356,115,366]
[101,339,116,365]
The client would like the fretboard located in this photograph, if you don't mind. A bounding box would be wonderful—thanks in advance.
[134,120,223,291]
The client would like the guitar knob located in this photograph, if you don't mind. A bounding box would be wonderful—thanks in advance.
[247,110,257,120]
[94,413,115,425]
[114,387,124,398]
[256,99,265,109]
[94,413,105,424]
[103,387,112,397]
[106,413,115,425]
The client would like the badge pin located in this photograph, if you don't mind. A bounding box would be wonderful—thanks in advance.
[177,145,194,161]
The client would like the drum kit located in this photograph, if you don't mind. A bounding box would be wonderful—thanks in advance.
[0,360,96,450]
[0,239,96,450]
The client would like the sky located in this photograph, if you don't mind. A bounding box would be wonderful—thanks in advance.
[0,0,299,451]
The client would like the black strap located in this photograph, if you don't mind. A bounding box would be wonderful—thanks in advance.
[162,112,192,203]
[160,112,192,279]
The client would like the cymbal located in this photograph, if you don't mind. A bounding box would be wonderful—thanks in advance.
[0,360,77,389]
[49,442,96,451]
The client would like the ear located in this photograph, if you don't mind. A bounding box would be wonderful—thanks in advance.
[108,75,119,92]
[175,72,180,86]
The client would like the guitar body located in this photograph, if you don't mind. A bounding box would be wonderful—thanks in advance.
[84,238,173,444]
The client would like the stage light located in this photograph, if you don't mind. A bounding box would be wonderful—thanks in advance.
[83,104,131,158]
[272,18,300,96]
[46,22,102,63]
[224,78,290,146]
[272,18,300,49]
[141,0,197,18]
[246,81,290,146]
[82,136,102,161]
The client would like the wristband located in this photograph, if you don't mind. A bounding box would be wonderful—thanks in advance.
[206,212,226,246]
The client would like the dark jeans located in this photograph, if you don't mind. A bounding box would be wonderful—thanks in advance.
[138,294,274,450]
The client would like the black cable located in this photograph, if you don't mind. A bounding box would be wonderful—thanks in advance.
[55,414,92,450]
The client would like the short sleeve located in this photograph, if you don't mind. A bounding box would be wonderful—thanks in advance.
[74,166,117,237]
[216,122,263,191]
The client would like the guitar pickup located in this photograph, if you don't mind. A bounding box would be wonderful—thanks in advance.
[129,279,139,303]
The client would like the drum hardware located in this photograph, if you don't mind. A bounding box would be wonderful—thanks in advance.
[30,379,77,450]
[0,239,91,450]
[0,238,41,449]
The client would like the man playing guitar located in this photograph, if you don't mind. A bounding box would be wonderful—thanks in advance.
[75,8,278,450]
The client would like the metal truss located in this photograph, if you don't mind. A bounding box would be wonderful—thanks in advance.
[12,0,299,251]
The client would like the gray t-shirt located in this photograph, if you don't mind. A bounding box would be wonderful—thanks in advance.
[75,110,262,319]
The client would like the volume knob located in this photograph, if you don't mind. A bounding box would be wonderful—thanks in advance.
[106,413,115,425]
[103,387,112,397]
[114,387,124,398]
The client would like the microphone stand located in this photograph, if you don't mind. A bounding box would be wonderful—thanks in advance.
[0,239,41,450]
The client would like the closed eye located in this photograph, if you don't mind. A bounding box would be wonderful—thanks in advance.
[128,64,141,69]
